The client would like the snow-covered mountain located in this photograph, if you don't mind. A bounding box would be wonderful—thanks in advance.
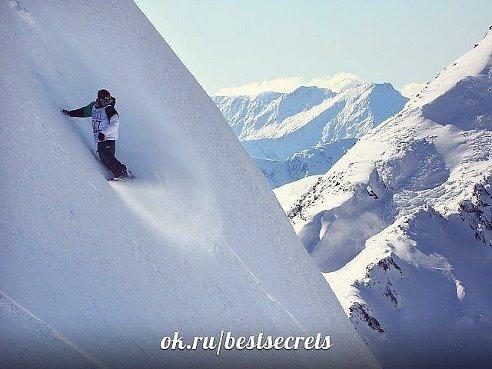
[0,1,380,369]
[275,29,492,369]
[214,83,407,188]
[214,86,335,140]
[253,139,356,189]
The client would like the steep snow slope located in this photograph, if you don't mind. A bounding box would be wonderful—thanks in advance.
[215,84,407,188]
[276,29,492,369]
[0,1,380,369]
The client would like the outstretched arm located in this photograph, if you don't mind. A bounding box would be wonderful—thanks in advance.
[62,101,95,118]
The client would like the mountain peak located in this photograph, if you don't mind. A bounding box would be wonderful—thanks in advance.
[344,82,398,95]
[412,27,492,108]
[416,28,492,131]
[254,90,283,101]
[291,85,335,96]
[371,82,397,91]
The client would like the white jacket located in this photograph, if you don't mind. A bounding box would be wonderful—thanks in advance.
[92,104,119,143]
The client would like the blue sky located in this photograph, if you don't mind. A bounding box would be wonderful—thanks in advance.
[134,0,492,96]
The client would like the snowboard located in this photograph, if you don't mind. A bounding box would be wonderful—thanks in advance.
[108,170,135,182]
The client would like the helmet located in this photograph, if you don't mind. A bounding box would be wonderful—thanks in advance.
[97,89,111,100]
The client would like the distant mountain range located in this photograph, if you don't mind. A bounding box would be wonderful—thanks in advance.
[214,83,407,188]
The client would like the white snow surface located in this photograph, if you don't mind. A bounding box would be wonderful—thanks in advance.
[276,28,492,369]
[215,83,406,188]
[0,2,380,369]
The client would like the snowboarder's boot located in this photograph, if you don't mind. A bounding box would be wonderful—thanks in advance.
[108,169,135,181]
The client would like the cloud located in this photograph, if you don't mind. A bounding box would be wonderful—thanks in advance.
[306,73,361,92]
[215,73,362,97]
[216,77,304,97]
[400,82,426,98]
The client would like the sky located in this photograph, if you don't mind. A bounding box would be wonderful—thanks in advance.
[134,0,492,97]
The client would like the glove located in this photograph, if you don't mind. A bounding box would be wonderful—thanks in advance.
[61,109,71,116]
[98,132,105,141]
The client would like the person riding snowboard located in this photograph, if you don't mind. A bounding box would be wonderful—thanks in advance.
[62,89,133,180]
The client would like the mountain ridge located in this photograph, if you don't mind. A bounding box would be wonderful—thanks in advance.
[215,82,407,187]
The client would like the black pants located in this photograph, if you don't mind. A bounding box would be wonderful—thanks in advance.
[97,140,127,177]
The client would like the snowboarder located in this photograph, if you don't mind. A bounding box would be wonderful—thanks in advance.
[62,89,133,180]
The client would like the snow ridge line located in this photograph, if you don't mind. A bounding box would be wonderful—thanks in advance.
[222,246,307,333]
[0,289,110,369]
